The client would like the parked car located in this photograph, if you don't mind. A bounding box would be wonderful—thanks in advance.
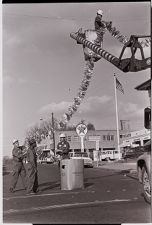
[38,149,54,164]
[69,152,93,168]
[137,140,151,204]
[123,147,145,160]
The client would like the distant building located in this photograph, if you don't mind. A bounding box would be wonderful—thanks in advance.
[120,128,150,148]
[54,129,131,160]
[135,78,151,102]
[120,120,130,131]
[121,79,151,149]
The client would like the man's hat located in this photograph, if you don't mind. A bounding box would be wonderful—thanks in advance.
[59,133,66,138]
[97,9,103,16]
[28,138,36,145]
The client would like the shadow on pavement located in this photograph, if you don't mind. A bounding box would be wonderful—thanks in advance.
[118,169,132,174]
[39,181,60,191]
[84,182,94,188]
[84,172,120,181]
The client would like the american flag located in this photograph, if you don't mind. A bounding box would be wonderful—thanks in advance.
[116,77,124,94]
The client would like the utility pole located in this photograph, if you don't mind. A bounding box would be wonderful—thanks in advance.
[52,112,56,155]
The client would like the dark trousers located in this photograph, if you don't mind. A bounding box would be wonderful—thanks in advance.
[58,154,69,168]
[10,162,27,190]
[62,153,70,160]
[27,164,38,193]
[95,29,104,46]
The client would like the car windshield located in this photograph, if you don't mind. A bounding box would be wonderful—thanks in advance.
[40,151,50,158]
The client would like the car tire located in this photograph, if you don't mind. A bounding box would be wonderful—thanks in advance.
[141,166,151,204]
[106,157,110,161]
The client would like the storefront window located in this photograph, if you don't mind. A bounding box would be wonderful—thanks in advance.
[67,136,71,141]
[103,135,106,141]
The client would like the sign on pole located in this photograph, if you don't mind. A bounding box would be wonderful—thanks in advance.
[96,140,100,151]
[76,123,88,152]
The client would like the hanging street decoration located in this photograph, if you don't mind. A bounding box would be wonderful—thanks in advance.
[59,18,151,128]
[106,21,129,45]
[139,37,151,48]
[59,58,94,128]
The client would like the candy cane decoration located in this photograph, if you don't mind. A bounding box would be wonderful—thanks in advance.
[59,22,150,127]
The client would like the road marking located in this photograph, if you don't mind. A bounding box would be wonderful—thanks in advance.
[122,189,126,192]
[3,190,95,201]
[133,197,138,200]
[3,198,135,215]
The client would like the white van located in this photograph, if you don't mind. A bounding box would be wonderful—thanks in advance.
[100,150,121,160]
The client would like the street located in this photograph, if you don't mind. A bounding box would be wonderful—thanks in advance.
[3,163,151,224]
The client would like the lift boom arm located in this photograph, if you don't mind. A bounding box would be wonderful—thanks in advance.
[70,31,151,73]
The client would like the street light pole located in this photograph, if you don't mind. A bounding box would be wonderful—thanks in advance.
[52,112,55,155]
[39,118,43,138]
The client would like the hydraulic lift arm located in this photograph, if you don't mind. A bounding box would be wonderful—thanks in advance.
[70,31,151,73]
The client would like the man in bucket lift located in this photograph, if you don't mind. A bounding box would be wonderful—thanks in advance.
[94,10,112,46]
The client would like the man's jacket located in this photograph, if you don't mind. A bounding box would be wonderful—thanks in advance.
[26,147,37,171]
[94,15,106,30]
[12,147,24,163]
[57,141,70,154]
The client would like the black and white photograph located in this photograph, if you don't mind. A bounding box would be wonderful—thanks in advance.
[2,1,151,224]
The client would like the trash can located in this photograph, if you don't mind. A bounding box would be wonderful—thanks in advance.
[60,159,84,190]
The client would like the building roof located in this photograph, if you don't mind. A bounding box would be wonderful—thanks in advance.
[135,79,151,91]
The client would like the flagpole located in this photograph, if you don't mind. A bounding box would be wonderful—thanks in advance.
[114,73,121,160]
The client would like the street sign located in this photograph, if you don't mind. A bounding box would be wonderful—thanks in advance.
[76,123,88,152]
[88,135,101,141]
[96,140,100,151]
[76,123,88,137]
[93,150,99,161]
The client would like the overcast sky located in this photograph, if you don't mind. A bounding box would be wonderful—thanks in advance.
[3,2,150,156]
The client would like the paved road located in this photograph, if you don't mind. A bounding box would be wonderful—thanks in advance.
[3,164,151,224]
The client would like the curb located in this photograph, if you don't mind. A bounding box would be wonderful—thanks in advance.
[118,169,138,180]
[94,165,138,179]
[126,169,138,180]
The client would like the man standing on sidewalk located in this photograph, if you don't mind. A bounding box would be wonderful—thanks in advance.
[26,138,39,194]
[9,139,27,193]
[56,133,70,167]
[57,133,70,159]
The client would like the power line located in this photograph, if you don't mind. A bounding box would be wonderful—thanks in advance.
[3,12,83,22]
[3,12,150,24]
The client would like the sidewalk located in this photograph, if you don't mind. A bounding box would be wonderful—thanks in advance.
[94,159,138,179]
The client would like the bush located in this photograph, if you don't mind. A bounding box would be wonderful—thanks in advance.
[3,156,13,166]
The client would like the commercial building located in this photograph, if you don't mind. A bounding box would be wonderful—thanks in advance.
[120,128,150,148]
[37,79,151,161]
[54,129,130,160]
[121,78,151,149]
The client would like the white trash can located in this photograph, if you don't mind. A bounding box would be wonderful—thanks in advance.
[60,159,84,190]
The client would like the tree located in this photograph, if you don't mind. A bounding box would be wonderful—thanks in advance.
[25,117,59,143]
[3,156,12,164]
[77,120,95,130]
[87,122,95,130]
[59,124,76,131]
[25,117,96,144]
